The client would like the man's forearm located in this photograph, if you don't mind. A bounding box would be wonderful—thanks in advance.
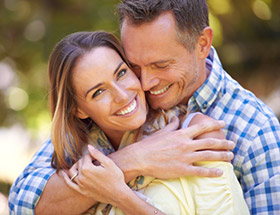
[35,173,96,215]
[110,119,235,180]
[108,142,144,182]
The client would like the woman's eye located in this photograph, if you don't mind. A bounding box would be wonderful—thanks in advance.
[92,89,104,98]
[117,69,127,79]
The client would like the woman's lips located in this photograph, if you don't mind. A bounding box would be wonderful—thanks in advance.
[115,97,137,116]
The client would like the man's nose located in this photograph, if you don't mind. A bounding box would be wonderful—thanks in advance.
[112,84,129,104]
[140,68,160,91]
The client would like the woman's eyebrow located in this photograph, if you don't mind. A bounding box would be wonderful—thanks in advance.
[85,83,102,98]
[84,62,124,98]
[113,62,124,75]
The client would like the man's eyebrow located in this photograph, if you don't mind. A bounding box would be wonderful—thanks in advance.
[150,60,170,64]
[146,59,171,67]
[84,61,124,98]
[129,60,171,67]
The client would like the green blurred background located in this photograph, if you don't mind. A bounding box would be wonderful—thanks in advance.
[0,0,280,213]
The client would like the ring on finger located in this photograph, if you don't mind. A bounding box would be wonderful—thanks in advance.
[70,172,78,181]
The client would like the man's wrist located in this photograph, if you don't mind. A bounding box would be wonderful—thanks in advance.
[108,142,146,182]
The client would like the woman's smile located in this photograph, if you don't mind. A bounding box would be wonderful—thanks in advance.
[115,96,138,116]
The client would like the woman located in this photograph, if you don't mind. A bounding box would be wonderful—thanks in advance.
[49,31,249,214]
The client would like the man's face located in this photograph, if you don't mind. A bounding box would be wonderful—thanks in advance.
[121,12,207,110]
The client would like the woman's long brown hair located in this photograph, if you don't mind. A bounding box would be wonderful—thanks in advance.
[48,31,130,170]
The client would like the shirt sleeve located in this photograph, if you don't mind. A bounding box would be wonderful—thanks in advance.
[240,117,280,215]
[181,112,202,128]
[8,138,56,215]
[181,112,250,214]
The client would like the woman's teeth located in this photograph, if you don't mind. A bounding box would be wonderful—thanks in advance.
[150,84,171,95]
[116,99,137,116]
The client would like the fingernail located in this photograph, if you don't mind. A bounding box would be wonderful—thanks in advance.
[227,152,233,159]
[216,169,223,176]
[228,141,235,149]
[218,120,225,126]
[88,145,95,151]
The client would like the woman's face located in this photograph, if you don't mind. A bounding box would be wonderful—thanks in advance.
[71,46,147,136]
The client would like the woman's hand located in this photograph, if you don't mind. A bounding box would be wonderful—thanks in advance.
[62,145,166,215]
[62,145,129,206]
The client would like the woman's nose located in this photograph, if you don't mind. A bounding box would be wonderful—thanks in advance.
[112,84,129,104]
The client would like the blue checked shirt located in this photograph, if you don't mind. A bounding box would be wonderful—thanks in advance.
[9,47,280,215]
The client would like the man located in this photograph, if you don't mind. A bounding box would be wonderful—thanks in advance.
[9,1,280,215]
[117,1,280,214]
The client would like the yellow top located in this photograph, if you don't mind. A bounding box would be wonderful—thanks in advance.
[84,108,250,215]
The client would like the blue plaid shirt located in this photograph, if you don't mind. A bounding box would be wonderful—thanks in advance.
[9,47,280,214]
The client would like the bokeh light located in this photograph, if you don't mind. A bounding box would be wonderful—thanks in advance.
[7,87,29,111]
[4,0,31,21]
[209,12,223,47]
[0,193,8,215]
[4,0,17,11]
[24,20,46,42]
[0,62,15,90]
[252,0,272,20]
[0,125,32,182]
[208,0,233,15]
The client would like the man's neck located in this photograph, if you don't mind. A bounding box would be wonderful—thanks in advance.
[179,66,210,106]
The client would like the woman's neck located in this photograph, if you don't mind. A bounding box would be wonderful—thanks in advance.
[103,129,125,151]
[108,135,122,151]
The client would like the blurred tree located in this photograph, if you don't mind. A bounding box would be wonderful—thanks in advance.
[0,181,11,196]
[209,0,280,98]
[0,0,279,136]
[0,0,120,136]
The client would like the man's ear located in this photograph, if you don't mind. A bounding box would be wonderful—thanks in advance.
[196,27,213,59]
[74,107,89,119]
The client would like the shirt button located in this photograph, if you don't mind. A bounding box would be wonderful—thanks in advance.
[203,104,207,110]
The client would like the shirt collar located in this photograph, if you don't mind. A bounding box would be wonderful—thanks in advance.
[188,46,225,113]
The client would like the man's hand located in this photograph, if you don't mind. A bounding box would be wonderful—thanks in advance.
[110,117,234,180]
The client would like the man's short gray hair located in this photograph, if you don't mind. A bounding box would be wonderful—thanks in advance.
[118,0,209,51]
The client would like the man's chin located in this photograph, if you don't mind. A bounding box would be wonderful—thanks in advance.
[148,98,175,110]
